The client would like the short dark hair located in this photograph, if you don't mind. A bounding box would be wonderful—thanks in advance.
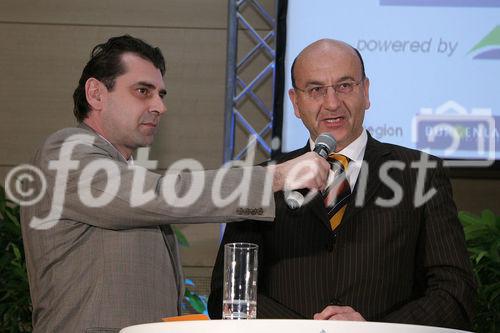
[291,46,366,88]
[73,35,166,122]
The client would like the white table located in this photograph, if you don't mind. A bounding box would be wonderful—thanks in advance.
[120,319,471,333]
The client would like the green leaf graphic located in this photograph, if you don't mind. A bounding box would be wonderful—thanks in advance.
[469,26,500,54]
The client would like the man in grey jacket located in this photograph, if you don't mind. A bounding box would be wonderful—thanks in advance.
[20,35,329,332]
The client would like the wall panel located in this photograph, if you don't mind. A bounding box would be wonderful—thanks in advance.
[0,25,274,169]
[0,0,275,30]
[0,24,227,167]
[0,0,228,29]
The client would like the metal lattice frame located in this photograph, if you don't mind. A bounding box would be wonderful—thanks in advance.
[223,0,277,163]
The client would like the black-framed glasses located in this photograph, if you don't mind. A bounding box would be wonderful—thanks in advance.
[295,80,362,99]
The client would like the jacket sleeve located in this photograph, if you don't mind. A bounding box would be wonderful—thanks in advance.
[29,129,275,230]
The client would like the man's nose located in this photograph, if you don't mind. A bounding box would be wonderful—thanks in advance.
[322,87,342,110]
[151,95,167,115]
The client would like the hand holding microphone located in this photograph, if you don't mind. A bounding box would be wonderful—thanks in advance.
[284,133,336,209]
[269,133,336,208]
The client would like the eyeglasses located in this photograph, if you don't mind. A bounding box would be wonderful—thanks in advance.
[295,80,362,100]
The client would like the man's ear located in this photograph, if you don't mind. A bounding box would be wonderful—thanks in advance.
[363,77,371,110]
[288,88,301,119]
[85,78,105,112]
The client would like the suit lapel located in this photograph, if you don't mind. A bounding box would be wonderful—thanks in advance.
[293,136,393,231]
[342,134,392,222]
[308,194,331,231]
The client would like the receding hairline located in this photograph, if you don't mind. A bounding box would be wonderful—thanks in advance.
[119,51,165,75]
[291,39,366,88]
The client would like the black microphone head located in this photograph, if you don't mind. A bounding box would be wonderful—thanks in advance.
[314,133,336,158]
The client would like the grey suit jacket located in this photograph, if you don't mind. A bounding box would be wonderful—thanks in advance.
[21,125,275,332]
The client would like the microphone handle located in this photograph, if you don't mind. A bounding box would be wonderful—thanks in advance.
[313,145,329,158]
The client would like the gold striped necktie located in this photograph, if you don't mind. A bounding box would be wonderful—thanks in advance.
[324,154,351,231]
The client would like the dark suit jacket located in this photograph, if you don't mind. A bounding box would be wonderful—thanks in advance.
[208,134,476,330]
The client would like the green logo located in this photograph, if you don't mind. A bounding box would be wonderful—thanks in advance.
[468,26,500,59]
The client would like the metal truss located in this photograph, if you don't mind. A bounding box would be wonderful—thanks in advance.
[224,0,276,163]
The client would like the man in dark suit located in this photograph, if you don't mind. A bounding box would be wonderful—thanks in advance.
[208,39,476,330]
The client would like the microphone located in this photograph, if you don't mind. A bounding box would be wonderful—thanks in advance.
[285,133,336,209]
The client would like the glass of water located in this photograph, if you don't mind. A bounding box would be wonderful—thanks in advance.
[223,242,258,319]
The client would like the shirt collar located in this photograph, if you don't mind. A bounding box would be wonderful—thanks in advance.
[308,129,368,163]
[95,132,134,165]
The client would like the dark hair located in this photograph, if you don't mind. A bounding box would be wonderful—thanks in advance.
[291,46,366,88]
[73,35,166,122]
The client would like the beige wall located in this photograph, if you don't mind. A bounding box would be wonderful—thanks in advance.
[1,1,498,298]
